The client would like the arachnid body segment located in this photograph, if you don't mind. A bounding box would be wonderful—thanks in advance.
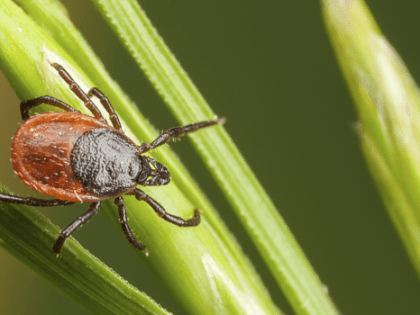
[71,128,142,197]
[12,111,113,202]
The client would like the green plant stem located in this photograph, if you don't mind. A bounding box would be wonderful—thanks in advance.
[0,186,169,315]
[90,0,340,314]
[1,0,282,314]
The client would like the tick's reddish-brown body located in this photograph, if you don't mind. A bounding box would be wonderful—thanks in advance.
[0,63,222,255]
[11,112,138,203]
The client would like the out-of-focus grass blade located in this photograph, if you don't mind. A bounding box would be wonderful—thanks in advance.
[323,0,420,281]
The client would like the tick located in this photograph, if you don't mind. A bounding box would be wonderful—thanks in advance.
[0,63,224,256]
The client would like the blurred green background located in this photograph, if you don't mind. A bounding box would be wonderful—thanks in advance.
[1,0,420,314]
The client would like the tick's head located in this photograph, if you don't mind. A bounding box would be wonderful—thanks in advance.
[136,155,170,186]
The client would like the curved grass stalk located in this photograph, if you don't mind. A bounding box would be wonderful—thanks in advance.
[0,0,281,314]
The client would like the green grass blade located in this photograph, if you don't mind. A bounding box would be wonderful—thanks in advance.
[2,0,282,314]
[0,185,169,315]
[323,0,420,280]
[90,0,339,314]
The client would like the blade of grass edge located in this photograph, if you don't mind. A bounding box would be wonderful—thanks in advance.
[91,0,339,314]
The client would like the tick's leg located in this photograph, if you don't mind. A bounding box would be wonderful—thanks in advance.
[0,193,75,207]
[138,118,225,154]
[131,188,200,227]
[51,63,107,124]
[53,202,101,256]
[88,88,122,131]
[114,197,148,254]
[20,96,80,121]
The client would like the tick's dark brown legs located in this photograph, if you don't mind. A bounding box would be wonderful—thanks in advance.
[138,118,225,154]
[53,202,101,256]
[51,63,107,124]
[20,96,80,121]
[131,188,201,227]
[53,202,101,255]
[114,197,148,254]
[88,88,122,131]
[0,193,75,207]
